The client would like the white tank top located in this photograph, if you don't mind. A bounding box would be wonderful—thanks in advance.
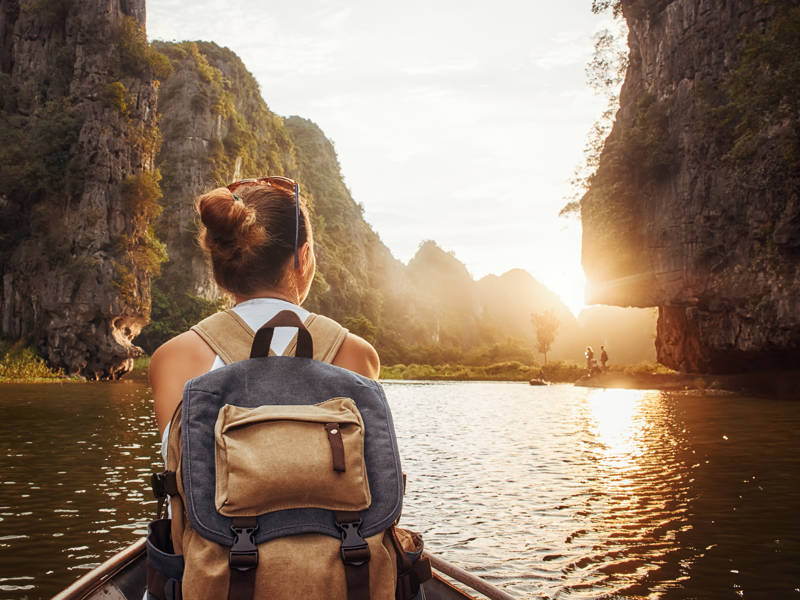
[161,297,310,462]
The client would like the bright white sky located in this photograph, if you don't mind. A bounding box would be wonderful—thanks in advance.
[147,1,617,315]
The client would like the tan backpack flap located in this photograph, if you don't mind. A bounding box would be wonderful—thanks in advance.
[214,397,371,516]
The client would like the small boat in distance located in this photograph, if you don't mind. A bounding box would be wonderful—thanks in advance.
[52,538,518,600]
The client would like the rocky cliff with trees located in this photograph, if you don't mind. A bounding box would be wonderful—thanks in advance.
[581,0,800,372]
[0,0,167,378]
[0,10,656,378]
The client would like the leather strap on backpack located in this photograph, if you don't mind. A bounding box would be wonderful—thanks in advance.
[336,511,371,600]
[147,562,182,600]
[251,311,313,358]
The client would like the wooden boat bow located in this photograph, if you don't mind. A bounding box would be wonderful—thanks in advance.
[52,538,518,600]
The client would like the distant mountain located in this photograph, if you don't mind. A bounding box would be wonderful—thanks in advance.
[477,269,579,355]
[474,270,657,364]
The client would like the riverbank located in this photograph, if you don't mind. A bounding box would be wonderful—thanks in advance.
[378,361,677,383]
[0,340,75,383]
[0,349,671,386]
[576,372,717,391]
[380,361,585,382]
[5,348,797,398]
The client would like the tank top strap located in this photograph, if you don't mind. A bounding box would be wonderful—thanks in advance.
[190,310,348,365]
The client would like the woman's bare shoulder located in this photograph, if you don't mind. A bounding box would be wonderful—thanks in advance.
[150,330,216,369]
[333,332,380,380]
[150,330,217,433]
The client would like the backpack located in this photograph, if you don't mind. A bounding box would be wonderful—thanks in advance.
[146,309,431,600]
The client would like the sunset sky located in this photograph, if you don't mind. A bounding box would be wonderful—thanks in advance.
[147,1,618,315]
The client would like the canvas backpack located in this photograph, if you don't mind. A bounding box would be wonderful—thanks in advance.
[146,309,431,600]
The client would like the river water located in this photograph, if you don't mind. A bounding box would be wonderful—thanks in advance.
[0,380,798,599]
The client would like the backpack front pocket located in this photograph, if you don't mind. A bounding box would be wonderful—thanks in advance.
[214,397,371,516]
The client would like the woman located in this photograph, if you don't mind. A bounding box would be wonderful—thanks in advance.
[585,345,594,374]
[150,177,380,437]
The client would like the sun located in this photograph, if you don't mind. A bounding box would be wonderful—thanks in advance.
[556,271,588,317]
[540,266,586,317]
[526,221,588,317]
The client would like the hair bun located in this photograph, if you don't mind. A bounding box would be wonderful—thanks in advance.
[197,188,267,262]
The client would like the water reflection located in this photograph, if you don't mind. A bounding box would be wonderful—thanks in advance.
[0,381,798,599]
[389,383,800,599]
[585,388,643,466]
[0,383,161,599]
[561,389,693,597]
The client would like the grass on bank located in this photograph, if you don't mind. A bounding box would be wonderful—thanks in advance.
[135,355,673,383]
[0,339,73,382]
[379,360,675,382]
[132,355,151,376]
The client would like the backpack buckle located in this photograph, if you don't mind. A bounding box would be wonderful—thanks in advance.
[151,472,167,500]
[336,518,370,567]
[151,470,177,498]
[229,521,259,571]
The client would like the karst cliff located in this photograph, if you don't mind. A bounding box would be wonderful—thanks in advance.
[0,0,165,378]
[581,0,800,372]
[1,22,659,376]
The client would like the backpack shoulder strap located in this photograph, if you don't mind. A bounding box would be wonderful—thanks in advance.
[283,313,349,363]
[190,310,348,364]
[190,309,259,365]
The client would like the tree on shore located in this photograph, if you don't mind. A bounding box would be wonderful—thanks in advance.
[531,309,560,364]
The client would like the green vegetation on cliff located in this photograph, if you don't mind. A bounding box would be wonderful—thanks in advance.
[582,91,675,221]
[116,15,173,81]
[0,98,83,268]
[708,2,800,167]
[136,41,299,353]
[0,3,170,379]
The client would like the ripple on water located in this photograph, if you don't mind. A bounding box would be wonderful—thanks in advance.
[386,382,800,599]
[1,381,800,599]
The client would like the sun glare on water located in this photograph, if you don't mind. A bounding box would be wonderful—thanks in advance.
[585,388,650,468]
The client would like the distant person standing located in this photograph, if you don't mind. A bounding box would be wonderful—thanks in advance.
[600,345,608,371]
[585,346,594,374]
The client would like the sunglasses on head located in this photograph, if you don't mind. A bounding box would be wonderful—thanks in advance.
[226,177,301,269]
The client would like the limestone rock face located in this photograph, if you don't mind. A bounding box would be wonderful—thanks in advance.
[152,41,296,302]
[581,0,800,373]
[0,0,160,379]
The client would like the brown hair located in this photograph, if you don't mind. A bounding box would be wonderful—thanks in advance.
[196,185,310,297]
